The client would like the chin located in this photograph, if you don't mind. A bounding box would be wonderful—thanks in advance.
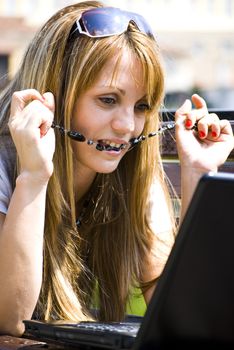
[96,166,119,174]
[93,161,120,174]
[83,152,125,174]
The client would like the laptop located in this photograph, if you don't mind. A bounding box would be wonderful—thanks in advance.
[23,171,234,349]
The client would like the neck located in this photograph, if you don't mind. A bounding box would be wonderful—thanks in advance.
[74,167,96,228]
[74,165,97,202]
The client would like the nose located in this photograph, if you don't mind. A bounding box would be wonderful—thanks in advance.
[111,109,135,135]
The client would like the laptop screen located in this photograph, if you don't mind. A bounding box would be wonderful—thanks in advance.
[134,172,234,349]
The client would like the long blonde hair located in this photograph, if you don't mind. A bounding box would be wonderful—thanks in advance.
[0,1,176,321]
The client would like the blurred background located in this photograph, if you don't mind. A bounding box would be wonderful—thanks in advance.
[0,0,234,110]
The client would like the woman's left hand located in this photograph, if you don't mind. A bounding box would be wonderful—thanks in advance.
[175,94,234,173]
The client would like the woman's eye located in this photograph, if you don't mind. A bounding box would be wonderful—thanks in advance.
[136,103,150,112]
[99,97,116,105]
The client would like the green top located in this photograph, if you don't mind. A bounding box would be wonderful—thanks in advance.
[126,287,147,316]
[92,286,147,317]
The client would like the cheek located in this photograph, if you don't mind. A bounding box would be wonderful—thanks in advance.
[71,114,95,138]
[72,107,105,139]
[71,139,93,162]
[136,117,146,135]
[71,104,91,133]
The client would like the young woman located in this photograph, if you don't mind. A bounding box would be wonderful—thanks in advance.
[0,1,233,336]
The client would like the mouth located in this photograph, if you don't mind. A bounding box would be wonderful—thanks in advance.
[97,139,128,152]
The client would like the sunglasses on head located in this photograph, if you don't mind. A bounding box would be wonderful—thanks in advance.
[71,7,154,39]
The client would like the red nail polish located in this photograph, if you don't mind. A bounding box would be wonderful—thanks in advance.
[199,131,206,138]
[185,119,192,128]
[212,131,217,138]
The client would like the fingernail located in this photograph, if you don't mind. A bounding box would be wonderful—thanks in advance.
[212,131,217,138]
[185,119,192,128]
[199,130,206,138]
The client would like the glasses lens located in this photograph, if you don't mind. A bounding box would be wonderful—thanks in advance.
[80,7,153,38]
[81,8,127,37]
[130,13,154,37]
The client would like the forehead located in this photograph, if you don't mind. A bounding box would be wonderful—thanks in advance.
[95,50,146,92]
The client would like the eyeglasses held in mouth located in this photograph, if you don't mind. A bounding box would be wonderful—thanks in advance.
[70,7,154,39]
[51,121,176,152]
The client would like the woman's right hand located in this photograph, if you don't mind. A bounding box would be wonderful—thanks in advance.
[9,89,55,182]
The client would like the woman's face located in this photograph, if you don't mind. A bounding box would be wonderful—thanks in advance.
[72,51,149,178]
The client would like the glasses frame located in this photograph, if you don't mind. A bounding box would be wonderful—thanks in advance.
[51,121,176,152]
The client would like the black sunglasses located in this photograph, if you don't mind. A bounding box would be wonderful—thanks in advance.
[70,7,154,39]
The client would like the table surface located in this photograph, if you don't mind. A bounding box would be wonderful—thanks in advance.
[0,335,76,350]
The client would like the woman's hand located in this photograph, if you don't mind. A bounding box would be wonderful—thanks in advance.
[9,89,55,182]
[175,94,234,219]
[175,94,234,173]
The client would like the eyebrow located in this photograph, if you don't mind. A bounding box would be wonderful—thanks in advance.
[116,87,126,96]
[98,85,126,96]
[114,88,148,100]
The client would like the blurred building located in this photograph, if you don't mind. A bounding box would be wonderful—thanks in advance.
[0,0,234,108]
[111,0,234,108]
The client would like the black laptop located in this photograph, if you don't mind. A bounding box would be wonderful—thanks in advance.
[24,172,234,349]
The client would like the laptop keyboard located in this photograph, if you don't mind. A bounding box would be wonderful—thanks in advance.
[73,322,140,335]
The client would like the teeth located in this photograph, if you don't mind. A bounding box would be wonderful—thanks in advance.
[103,140,124,148]
[110,142,119,147]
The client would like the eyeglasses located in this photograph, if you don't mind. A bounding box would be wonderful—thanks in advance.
[71,7,154,39]
[51,121,176,152]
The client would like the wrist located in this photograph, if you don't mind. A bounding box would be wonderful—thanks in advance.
[181,164,218,181]
[180,166,217,221]
[16,170,51,189]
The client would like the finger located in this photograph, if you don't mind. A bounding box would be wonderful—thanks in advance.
[10,89,44,117]
[40,92,55,137]
[196,113,220,139]
[175,99,203,130]
[191,94,207,110]
[42,92,55,113]
[183,94,209,129]
[23,100,54,138]
[175,99,192,127]
[11,92,55,138]
[9,98,54,141]
[176,99,192,115]
[176,95,208,129]
[219,119,234,136]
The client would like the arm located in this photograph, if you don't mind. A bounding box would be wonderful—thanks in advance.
[0,90,55,336]
[142,95,234,304]
[142,234,174,304]
[142,181,175,304]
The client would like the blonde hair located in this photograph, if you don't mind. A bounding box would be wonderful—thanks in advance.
[0,1,176,321]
